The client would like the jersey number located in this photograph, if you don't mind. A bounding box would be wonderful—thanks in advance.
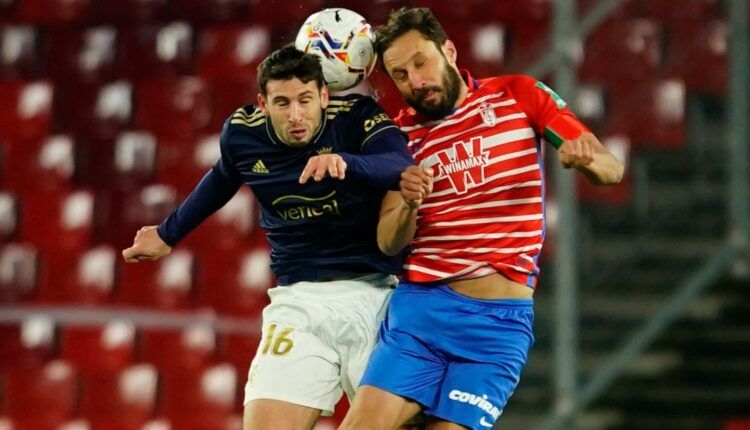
[261,323,295,356]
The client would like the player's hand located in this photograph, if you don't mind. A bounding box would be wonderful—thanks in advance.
[400,166,433,209]
[122,226,172,263]
[558,132,596,169]
[299,154,347,184]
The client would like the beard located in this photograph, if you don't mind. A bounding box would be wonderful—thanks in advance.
[405,64,462,120]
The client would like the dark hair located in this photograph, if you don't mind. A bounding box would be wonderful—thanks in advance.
[257,44,325,96]
[374,7,448,60]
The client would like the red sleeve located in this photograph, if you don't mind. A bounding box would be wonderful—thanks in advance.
[505,75,589,149]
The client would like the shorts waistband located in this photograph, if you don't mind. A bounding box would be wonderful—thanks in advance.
[403,281,534,309]
[281,273,397,292]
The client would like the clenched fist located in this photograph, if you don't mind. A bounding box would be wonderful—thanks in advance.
[400,165,434,209]
[557,132,598,169]
[121,226,172,263]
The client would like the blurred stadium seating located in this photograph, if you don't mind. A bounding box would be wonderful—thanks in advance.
[1,0,746,429]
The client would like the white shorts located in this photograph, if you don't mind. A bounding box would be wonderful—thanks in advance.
[243,273,396,416]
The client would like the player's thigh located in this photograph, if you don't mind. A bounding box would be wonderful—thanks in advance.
[244,290,343,416]
[339,385,422,430]
[337,285,393,399]
[243,398,321,430]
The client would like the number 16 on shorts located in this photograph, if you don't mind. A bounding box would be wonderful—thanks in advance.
[261,323,295,356]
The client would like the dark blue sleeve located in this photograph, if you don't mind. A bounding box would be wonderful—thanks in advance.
[338,97,415,190]
[156,124,243,247]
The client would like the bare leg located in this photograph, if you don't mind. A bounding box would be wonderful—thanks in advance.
[338,385,423,430]
[243,399,322,430]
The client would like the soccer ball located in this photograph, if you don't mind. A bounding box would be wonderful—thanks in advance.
[295,8,377,91]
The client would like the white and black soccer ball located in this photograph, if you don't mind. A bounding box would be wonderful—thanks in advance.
[295,8,377,91]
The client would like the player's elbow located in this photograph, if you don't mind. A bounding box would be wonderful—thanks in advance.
[603,160,625,185]
[378,237,404,257]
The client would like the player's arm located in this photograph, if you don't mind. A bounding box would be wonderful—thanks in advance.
[554,130,624,185]
[122,125,244,262]
[377,166,433,256]
[512,76,624,185]
[299,97,414,189]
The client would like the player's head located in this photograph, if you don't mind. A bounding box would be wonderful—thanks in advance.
[375,7,464,119]
[257,45,329,147]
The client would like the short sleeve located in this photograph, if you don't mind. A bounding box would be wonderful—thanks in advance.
[507,75,589,148]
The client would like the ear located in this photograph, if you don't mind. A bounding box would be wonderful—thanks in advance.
[442,39,458,65]
[320,85,330,109]
[257,93,268,115]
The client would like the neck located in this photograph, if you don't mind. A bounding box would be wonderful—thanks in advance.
[453,70,470,109]
[454,81,469,109]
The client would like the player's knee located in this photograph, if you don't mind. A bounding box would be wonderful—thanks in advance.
[338,418,385,430]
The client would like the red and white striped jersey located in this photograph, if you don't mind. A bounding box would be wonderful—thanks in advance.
[395,71,587,289]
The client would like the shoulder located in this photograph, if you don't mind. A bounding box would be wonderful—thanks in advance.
[220,105,270,150]
[476,74,537,94]
[226,105,267,131]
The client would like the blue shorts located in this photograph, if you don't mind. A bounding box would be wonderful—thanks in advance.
[360,281,534,430]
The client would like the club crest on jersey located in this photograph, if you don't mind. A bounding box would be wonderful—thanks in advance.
[435,137,490,194]
[479,102,496,127]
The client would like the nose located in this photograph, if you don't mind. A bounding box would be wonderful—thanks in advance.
[408,70,425,92]
[289,102,303,123]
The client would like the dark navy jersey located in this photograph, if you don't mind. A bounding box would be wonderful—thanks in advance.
[158,94,414,285]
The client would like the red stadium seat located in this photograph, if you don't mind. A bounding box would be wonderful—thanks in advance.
[97,184,178,249]
[90,0,170,23]
[134,77,212,139]
[197,25,270,82]
[2,360,78,429]
[180,187,258,254]
[19,189,94,252]
[171,0,249,23]
[579,18,662,95]
[0,81,53,141]
[140,325,217,371]
[80,364,159,430]
[609,78,686,149]
[468,23,508,77]
[667,19,727,95]
[60,322,136,372]
[0,25,40,80]
[211,80,258,130]
[54,81,133,139]
[45,26,118,83]
[411,0,485,24]
[0,193,18,243]
[577,135,632,205]
[36,246,116,304]
[13,0,89,24]
[118,23,195,79]
[118,248,196,309]
[2,135,75,193]
[160,363,238,429]
[200,246,271,316]
[644,0,721,26]
[0,243,38,302]
[247,0,324,28]
[155,133,217,194]
[218,332,261,381]
[112,130,158,187]
[0,317,56,368]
